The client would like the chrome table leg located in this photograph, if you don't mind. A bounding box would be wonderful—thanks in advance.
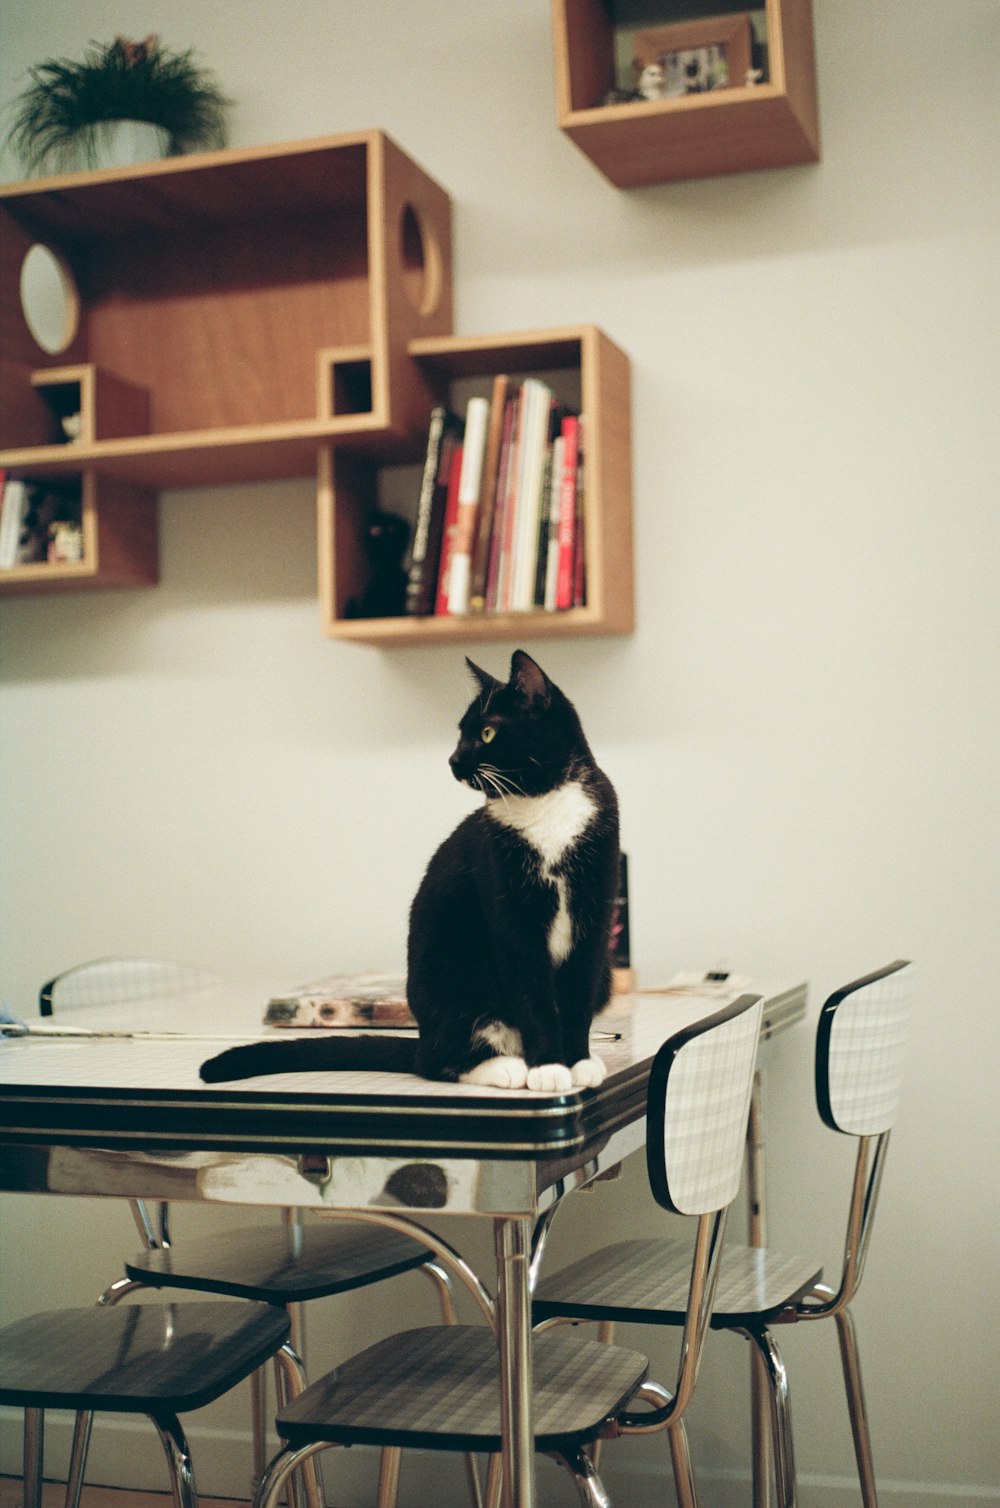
[494,1216,536,1508]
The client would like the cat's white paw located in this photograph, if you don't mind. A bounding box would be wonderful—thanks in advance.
[571,1056,607,1088]
[460,1055,529,1089]
[526,1062,573,1092]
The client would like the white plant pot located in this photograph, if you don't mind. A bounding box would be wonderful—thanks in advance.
[85,119,171,169]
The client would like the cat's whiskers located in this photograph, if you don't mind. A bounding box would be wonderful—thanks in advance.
[477,764,526,801]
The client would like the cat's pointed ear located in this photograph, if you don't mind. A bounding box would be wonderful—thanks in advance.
[509,649,551,709]
[465,657,500,700]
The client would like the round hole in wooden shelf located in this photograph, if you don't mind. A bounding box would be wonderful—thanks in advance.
[400,202,442,318]
[20,244,80,354]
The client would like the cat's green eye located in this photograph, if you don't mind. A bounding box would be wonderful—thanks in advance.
[481,725,496,744]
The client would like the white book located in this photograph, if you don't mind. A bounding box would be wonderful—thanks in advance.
[510,379,552,611]
[0,480,29,569]
[446,395,490,614]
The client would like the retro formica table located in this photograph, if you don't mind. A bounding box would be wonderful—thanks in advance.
[0,974,806,1507]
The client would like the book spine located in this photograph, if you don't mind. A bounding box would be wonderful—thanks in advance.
[533,437,556,608]
[555,414,580,611]
[0,478,28,570]
[572,433,587,608]
[494,384,529,613]
[510,379,552,611]
[543,434,565,611]
[446,394,490,615]
[434,443,464,615]
[484,394,517,613]
[468,373,509,613]
[405,407,461,616]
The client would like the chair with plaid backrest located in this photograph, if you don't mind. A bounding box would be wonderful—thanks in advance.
[534,960,913,1508]
[38,957,480,1508]
[243,992,765,1508]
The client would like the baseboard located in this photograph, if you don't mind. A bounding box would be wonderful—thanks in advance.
[2,1412,995,1507]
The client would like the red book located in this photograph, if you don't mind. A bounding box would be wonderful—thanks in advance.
[434,444,464,615]
[555,414,579,611]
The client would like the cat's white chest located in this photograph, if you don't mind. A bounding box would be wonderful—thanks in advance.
[487,781,597,963]
[487,780,596,865]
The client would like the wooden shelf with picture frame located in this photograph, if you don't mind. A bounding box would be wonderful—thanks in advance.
[318,326,633,646]
[551,0,820,187]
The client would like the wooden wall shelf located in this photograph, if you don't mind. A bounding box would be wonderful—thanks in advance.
[552,0,820,187]
[2,135,633,639]
[319,326,633,646]
[0,471,157,594]
[0,131,452,591]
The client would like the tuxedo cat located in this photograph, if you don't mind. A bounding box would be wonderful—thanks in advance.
[200,650,619,1090]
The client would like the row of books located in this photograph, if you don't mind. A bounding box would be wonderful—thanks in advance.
[0,472,83,568]
[404,375,586,618]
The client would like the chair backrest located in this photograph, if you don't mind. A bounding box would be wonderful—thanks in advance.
[646,993,764,1216]
[815,960,912,1136]
[40,957,221,1016]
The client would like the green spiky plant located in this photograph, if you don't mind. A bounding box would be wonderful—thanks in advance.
[6,35,232,175]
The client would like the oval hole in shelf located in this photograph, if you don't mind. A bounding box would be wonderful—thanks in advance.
[400,202,442,318]
[20,244,80,354]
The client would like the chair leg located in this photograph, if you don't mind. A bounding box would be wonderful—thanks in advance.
[552,1446,612,1508]
[751,1340,772,1508]
[63,1410,94,1508]
[272,1341,323,1508]
[834,1305,880,1508]
[254,1442,331,1508]
[96,1275,147,1306]
[376,1445,402,1508]
[250,1365,269,1494]
[150,1412,198,1508]
[485,1454,503,1508]
[741,1328,797,1508]
[421,1259,484,1508]
[669,1418,700,1508]
[23,1408,43,1508]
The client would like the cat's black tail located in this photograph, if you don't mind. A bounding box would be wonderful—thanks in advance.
[199,1034,420,1083]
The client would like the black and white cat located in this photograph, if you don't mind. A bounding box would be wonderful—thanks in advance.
[200,650,619,1090]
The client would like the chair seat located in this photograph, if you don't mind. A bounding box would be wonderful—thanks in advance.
[533,1237,823,1327]
[276,1324,649,1454]
[0,1301,290,1413]
[125,1221,431,1302]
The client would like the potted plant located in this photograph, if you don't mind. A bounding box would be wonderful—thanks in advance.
[6,34,232,176]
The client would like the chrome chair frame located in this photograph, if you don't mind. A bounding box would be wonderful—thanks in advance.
[2,1300,305,1508]
[533,960,912,1508]
[247,993,765,1508]
[39,956,481,1508]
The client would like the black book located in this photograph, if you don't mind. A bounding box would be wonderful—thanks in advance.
[405,406,463,616]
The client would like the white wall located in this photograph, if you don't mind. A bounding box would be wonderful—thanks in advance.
[1,3,997,1504]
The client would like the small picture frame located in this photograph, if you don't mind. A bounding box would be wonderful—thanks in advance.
[634,13,754,98]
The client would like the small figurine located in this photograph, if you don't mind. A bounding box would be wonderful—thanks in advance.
[636,62,668,100]
[48,520,84,562]
[344,510,410,619]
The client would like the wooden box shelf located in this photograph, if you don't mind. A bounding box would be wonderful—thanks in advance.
[319,326,633,646]
[0,130,453,592]
[0,471,157,594]
[552,0,819,187]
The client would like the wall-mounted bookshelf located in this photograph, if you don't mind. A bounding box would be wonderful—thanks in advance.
[2,133,634,641]
[552,0,819,187]
[319,326,633,646]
